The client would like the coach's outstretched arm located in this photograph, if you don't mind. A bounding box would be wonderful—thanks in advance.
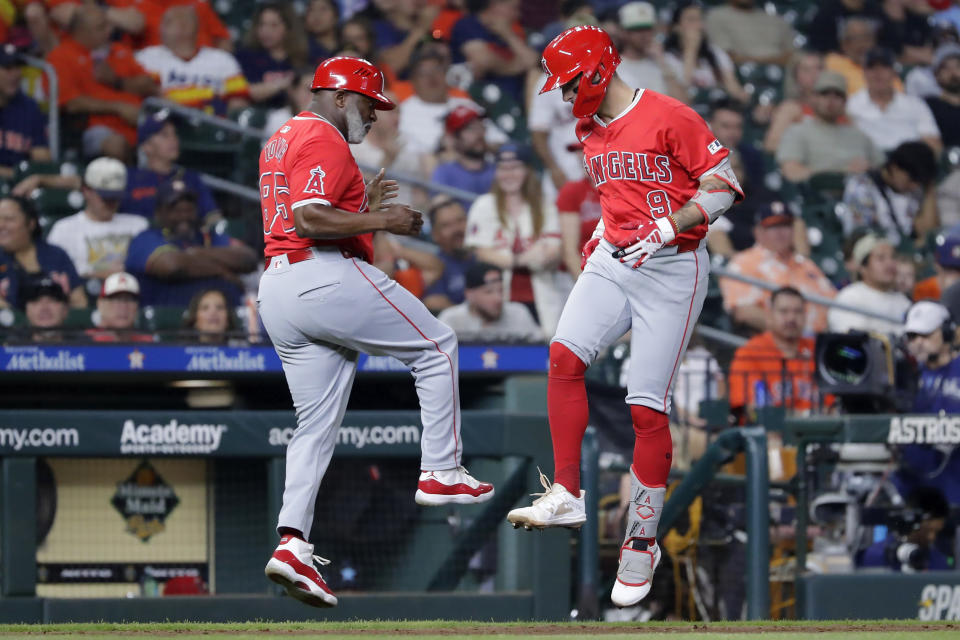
[292,202,423,240]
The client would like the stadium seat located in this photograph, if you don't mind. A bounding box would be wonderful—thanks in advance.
[142,305,188,333]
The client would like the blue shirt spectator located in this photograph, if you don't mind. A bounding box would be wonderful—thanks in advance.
[430,105,494,209]
[236,3,307,111]
[124,181,257,308]
[423,197,476,313]
[449,7,538,106]
[0,48,50,173]
[0,195,85,310]
[235,48,296,111]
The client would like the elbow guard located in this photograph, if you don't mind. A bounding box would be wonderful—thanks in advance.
[695,157,743,224]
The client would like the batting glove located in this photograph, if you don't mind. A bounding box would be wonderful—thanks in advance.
[613,217,678,268]
[580,237,600,270]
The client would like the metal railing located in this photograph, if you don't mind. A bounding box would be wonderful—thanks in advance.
[22,55,58,162]
[713,265,904,324]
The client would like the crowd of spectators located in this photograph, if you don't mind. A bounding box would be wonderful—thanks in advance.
[0,0,959,417]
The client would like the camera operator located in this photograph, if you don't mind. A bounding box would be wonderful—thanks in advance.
[857,487,951,572]
[896,300,960,506]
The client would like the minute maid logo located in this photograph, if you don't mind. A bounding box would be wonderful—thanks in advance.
[111,460,179,542]
[918,584,960,620]
[887,415,960,445]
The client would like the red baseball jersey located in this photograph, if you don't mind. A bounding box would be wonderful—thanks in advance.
[259,112,372,261]
[576,90,733,248]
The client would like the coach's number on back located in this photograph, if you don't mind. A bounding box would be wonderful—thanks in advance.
[261,171,293,235]
[646,189,672,219]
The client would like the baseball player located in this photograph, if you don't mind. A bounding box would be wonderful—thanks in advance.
[507,27,743,608]
[257,56,494,608]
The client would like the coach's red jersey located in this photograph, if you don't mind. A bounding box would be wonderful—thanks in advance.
[576,89,735,248]
[259,112,372,261]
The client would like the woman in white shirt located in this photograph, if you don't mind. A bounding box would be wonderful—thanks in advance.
[662,1,748,104]
[464,144,569,336]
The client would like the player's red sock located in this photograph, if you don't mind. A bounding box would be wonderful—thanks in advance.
[548,342,589,495]
[630,405,672,488]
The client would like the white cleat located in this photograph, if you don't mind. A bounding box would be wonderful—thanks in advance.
[611,537,661,608]
[506,468,586,530]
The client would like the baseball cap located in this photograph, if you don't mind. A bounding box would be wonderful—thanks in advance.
[156,179,197,209]
[619,1,656,29]
[100,272,140,299]
[22,277,68,305]
[814,70,848,95]
[494,142,532,165]
[0,43,21,67]
[851,233,890,267]
[465,262,502,289]
[84,157,127,200]
[138,108,175,144]
[935,233,960,270]
[864,48,896,69]
[754,200,794,227]
[933,43,960,71]
[903,300,951,335]
[444,105,483,134]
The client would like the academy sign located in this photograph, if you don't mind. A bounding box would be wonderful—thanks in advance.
[120,419,227,454]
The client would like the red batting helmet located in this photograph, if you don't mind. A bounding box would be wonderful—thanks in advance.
[311,56,396,110]
[540,26,621,118]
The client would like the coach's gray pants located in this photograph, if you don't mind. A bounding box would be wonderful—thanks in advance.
[258,247,462,538]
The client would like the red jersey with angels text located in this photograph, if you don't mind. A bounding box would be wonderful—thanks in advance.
[260,112,372,261]
[576,89,731,248]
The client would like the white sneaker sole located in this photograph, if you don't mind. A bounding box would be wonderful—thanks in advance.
[415,487,495,506]
[610,546,662,608]
[506,509,586,530]
[264,557,338,608]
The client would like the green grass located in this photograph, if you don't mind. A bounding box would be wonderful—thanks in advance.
[0,619,955,639]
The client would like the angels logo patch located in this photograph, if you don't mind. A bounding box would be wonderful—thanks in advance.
[304,165,326,194]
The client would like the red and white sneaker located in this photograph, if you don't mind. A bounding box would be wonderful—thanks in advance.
[264,535,338,608]
[415,466,495,506]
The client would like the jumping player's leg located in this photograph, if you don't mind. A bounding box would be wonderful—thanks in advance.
[612,246,709,607]
[507,261,630,530]
[332,258,492,504]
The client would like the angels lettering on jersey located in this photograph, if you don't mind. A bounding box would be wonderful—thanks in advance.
[584,151,674,187]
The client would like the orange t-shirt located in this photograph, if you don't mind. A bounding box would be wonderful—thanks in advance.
[913,276,940,301]
[728,332,822,413]
[46,37,147,145]
[113,0,230,50]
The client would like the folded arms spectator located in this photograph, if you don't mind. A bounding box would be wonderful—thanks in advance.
[124,181,257,307]
[0,196,87,309]
[47,4,159,158]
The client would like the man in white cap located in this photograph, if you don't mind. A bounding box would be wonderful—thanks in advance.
[615,2,685,100]
[86,271,154,342]
[47,157,148,282]
[828,233,912,335]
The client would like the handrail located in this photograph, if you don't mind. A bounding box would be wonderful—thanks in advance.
[199,172,259,202]
[22,55,58,162]
[713,264,904,324]
[144,98,481,205]
[694,324,747,348]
